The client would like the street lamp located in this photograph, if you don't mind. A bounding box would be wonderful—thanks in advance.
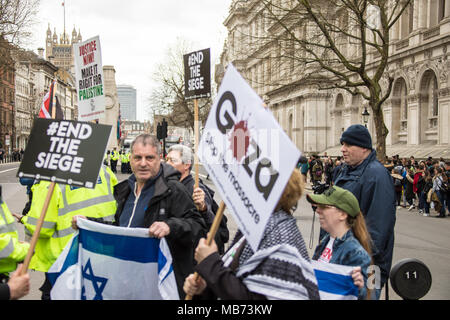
[362,107,370,128]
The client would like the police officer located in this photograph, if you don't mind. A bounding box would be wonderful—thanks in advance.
[20,165,118,299]
[110,147,119,173]
[103,150,110,166]
[120,150,129,174]
[0,191,30,299]
[126,150,132,173]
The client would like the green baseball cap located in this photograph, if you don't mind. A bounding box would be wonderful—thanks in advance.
[306,186,360,217]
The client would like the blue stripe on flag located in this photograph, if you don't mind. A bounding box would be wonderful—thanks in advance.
[314,269,359,297]
[157,250,173,283]
[79,228,160,263]
[47,234,80,285]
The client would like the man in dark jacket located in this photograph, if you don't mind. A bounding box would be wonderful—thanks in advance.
[334,124,396,300]
[74,134,207,299]
[166,144,229,254]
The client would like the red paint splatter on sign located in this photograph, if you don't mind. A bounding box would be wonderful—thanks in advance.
[229,120,250,162]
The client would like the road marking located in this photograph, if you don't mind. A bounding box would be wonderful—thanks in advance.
[0,167,18,174]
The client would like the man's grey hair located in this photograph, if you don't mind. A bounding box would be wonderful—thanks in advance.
[168,144,193,166]
[131,134,161,154]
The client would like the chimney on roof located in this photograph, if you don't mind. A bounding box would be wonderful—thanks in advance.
[37,48,44,58]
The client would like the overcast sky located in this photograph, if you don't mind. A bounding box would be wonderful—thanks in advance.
[27,0,232,121]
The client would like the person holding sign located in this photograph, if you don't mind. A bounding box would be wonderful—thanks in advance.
[21,165,118,299]
[306,186,373,299]
[74,134,207,299]
[0,265,30,300]
[183,169,320,300]
[166,144,229,254]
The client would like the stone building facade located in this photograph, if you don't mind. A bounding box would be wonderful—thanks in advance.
[12,49,78,150]
[14,57,36,150]
[102,65,120,150]
[216,0,450,158]
[0,38,15,153]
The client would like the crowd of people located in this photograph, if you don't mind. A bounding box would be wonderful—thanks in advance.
[385,155,449,218]
[299,149,449,218]
[0,124,446,300]
[0,148,24,163]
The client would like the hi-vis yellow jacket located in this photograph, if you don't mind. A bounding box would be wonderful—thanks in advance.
[23,166,118,272]
[0,201,30,275]
[110,150,119,161]
[121,153,129,164]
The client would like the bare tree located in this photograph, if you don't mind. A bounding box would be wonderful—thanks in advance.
[148,38,213,132]
[233,0,411,160]
[0,0,40,51]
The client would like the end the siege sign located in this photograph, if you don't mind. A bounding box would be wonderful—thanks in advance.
[183,48,211,99]
[17,119,111,188]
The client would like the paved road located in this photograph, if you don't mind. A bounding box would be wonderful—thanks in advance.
[1,161,449,300]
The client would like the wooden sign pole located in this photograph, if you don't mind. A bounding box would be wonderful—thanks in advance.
[185,201,226,300]
[20,79,58,275]
[194,98,199,189]
[20,182,56,274]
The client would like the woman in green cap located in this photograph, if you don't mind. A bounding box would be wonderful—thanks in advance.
[307,186,373,299]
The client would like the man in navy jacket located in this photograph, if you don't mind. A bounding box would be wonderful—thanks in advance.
[334,124,396,299]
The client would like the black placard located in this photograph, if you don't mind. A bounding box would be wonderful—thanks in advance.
[17,119,112,188]
[184,48,211,99]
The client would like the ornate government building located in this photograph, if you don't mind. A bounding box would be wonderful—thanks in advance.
[45,24,82,73]
[216,0,450,158]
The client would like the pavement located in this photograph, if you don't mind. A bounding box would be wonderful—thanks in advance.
[1,161,449,300]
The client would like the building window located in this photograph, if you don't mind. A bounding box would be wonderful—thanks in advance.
[428,75,439,128]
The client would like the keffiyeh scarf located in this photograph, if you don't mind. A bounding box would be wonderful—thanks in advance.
[233,210,320,300]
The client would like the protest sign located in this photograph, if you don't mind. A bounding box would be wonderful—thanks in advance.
[17,119,111,188]
[73,36,105,121]
[197,63,301,251]
[183,48,211,99]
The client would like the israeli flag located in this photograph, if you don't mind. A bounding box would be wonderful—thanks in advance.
[312,261,359,300]
[48,218,179,300]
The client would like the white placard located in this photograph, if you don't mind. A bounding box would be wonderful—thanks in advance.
[198,64,301,251]
[73,35,105,121]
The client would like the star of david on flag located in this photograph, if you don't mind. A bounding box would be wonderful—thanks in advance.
[81,259,108,300]
[48,218,179,300]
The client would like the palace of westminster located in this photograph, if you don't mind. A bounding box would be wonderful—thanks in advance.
[1,1,449,158]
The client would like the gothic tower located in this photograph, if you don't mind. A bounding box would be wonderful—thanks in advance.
[45,24,82,74]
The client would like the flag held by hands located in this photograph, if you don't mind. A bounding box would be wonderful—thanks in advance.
[312,261,359,300]
[48,218,179,300]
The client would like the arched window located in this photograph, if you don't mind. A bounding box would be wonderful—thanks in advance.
[393,78,408,131]
[421,70,439,128]
[419,70,439,143]
[336,93,344,109]
[288,113,293,140]
[334,94,344,145]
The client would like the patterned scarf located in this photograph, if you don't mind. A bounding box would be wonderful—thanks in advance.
[233,210,320,300]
